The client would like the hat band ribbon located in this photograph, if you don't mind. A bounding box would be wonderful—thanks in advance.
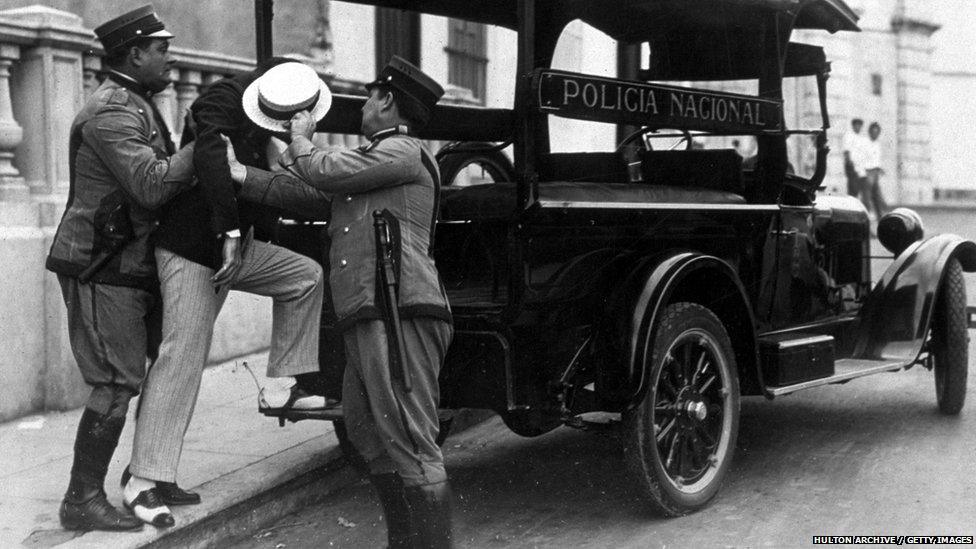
[259,90,320,121]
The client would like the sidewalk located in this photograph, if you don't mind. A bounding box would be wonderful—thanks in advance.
[0,353,349,549]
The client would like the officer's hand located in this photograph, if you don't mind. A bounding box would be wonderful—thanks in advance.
[286,111,316,142]
[220,134,246,184]
[211,236,242,290]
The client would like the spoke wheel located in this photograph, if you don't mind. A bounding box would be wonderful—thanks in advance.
[624,302,740,516]
[931,257,969,415]
[438,144,515,187]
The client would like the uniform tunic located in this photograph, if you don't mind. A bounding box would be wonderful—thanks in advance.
[46,73,195,415]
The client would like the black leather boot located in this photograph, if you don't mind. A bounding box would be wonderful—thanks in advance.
[60,409,142,531]
[369,473,413,549]
[404,481,454,549]
[60,487,143,532]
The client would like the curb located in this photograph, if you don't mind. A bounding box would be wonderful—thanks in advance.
[148,447,358,549]
[62,429,356,549]
[60,409,495,548]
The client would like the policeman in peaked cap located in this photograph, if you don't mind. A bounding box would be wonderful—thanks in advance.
[48,4,197,532]
[95,5,175,94]
[228,56,455,547]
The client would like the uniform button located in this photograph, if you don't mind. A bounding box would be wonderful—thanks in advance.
[138,108,144,114]
[342,226,349,234]
[151,130,157,136]
[345,195,352,202]
[339,259,348,267]
[253,152,260,160]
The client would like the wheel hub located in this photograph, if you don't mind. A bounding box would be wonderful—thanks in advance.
[684,400,707,421]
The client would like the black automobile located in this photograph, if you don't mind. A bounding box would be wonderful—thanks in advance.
[259,0,976,516]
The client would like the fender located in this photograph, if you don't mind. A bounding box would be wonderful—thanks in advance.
[624,252,760,409]
[853,233,976,362]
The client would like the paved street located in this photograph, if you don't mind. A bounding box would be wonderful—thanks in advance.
[232,345,976,549]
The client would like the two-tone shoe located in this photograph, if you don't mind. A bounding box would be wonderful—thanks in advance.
[121,466,201,506]
[123,488,175,528]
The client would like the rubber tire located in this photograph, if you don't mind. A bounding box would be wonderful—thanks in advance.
[623,302,740,517]
[931,257,969,415]
[437,144,515,187]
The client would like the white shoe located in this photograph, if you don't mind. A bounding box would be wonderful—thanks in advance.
[259,383,340,412]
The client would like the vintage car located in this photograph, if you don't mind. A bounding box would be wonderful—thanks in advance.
[256,0,976,516]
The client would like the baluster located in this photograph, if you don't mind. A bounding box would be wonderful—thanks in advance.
[203,72,224,92]
[0,43,26,201]
[175,69,201,140]
[82,52,102,99]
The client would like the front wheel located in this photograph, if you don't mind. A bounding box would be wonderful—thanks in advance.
[931,257,969,415]
[623,302,740,516]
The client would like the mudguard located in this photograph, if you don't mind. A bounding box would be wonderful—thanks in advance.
[625,252,760,409]
[853,234,976,362]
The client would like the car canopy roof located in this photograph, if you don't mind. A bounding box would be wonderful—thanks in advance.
[342,0,859,37]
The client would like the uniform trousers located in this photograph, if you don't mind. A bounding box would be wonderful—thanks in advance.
[130,239,324,482]
[58,275,160,418]
[343,318,452,487]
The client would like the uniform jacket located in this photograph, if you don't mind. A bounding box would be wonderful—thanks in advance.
[239,129,451,330]
[154,72,280,269]
[46,73,195,289]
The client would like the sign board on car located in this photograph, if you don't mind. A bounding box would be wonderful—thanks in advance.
[534,69,784,133]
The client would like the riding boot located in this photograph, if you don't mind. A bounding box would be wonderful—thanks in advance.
[60,408,142,531]
[404,480,454,549]
[369,473,413,548]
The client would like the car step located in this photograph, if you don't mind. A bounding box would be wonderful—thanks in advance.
[764,357,909,397]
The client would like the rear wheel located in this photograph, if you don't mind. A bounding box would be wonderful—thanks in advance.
[931,257,969,415]
[437,143,515,187]
[623,302,740,516]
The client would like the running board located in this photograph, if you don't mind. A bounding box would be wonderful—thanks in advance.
[764,358,909,397]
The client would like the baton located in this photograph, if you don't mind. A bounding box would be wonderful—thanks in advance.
[373,210,412,392]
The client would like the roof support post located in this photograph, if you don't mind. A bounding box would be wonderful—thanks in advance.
[515,0,537,209]
[255,0,273,64]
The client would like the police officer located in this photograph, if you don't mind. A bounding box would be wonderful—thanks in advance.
[45,5,195,531]
[226,56,454,548]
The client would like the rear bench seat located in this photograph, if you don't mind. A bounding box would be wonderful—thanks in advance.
[440,149,746,221]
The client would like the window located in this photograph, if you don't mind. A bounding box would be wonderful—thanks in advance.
[375,8,420,70]
[446,19,487,103]
[871,73,883,96]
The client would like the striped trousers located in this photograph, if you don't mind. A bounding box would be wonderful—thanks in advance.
[130,239,324,482]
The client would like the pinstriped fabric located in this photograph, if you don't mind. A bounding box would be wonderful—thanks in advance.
[129,241,324,482]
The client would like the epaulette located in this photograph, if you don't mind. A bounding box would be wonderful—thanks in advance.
[105,87,131,106]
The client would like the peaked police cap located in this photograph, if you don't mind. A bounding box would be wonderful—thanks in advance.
[94,5,173,53]
[366,56,444,115]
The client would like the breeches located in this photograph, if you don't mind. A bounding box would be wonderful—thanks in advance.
[343,318,452,487]
[130,240,324,481]
[58,275,159,418]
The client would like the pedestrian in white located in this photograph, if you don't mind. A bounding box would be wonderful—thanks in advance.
[842,118,868,198]
[861,122,887,221]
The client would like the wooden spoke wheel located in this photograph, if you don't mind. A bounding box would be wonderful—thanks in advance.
[624,302,740,516]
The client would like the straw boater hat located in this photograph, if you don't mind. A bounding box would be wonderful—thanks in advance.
[242,62,332,132]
